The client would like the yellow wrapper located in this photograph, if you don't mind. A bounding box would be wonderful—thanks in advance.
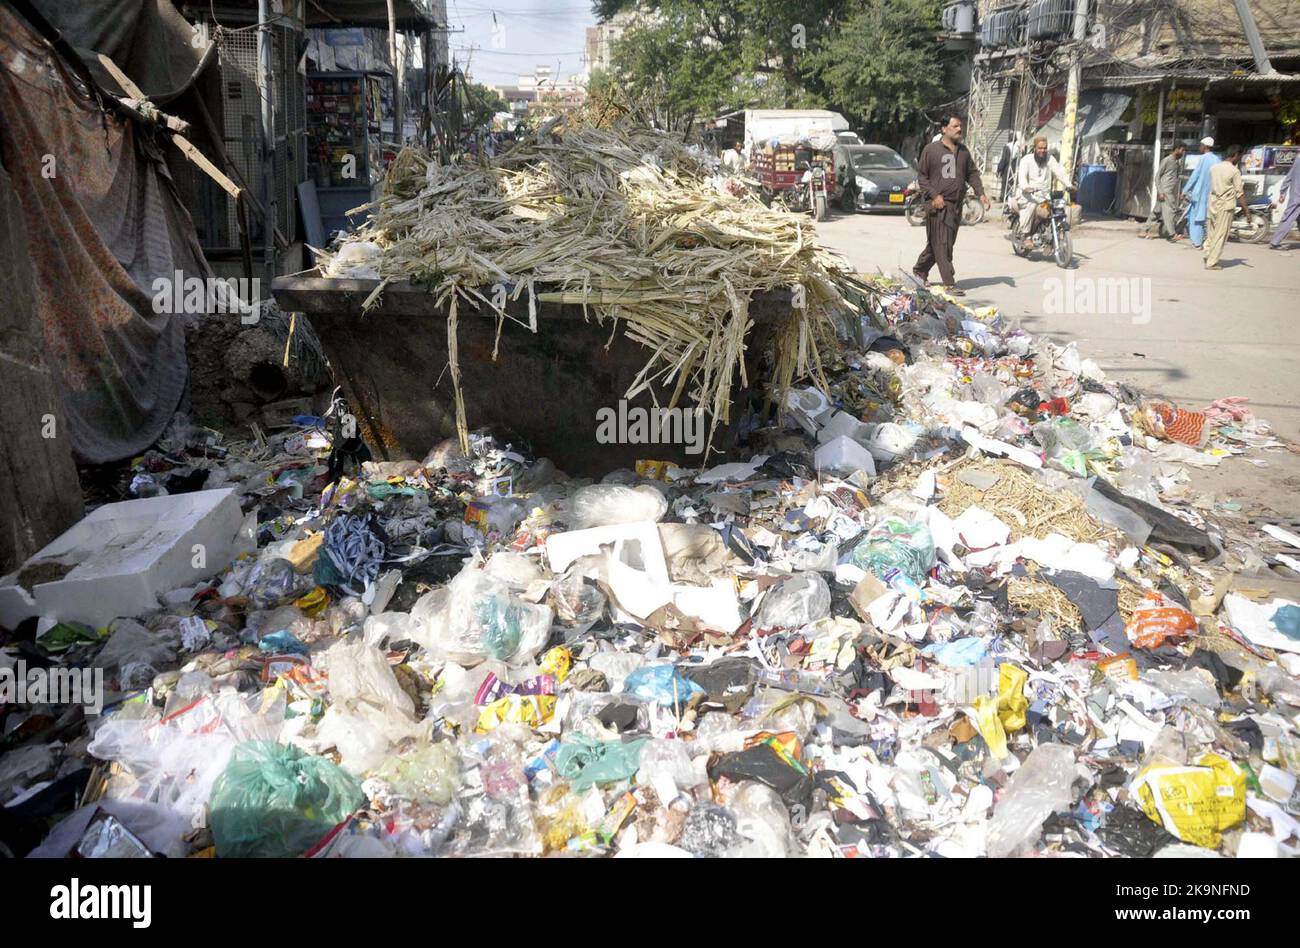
[1135,753,1245,849]
[540,646,572,683]
[293,587,330,617]
[475,694,557,733]
[636,460,672,480]
[972,663,1029,759]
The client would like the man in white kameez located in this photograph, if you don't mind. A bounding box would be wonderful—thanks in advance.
[1011,135,1073,250]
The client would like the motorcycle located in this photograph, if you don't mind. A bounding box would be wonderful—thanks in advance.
[1006,188,1073,268]
[1174,196,1272,243]
[905,182,984,226]
[800,164,832,222]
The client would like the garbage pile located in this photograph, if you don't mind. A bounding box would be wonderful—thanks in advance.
[321,106,872,453]
[3,280,1300,859]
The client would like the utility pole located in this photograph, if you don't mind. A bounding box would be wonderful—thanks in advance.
[387,0,403,144]
[1151,83,1165,215]
[257,0,276,283]
[1230,0,1276,74]
[1059,0,1090,184]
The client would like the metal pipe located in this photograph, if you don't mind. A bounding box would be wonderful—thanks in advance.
[258,0,277,282]
[387,0,402,145]
[1231,0,1275,75]
[1151,83,1164,215]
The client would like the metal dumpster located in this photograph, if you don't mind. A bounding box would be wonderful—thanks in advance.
[271,270,797,475]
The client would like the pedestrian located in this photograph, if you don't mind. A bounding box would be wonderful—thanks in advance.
[1141,141,1186,240]
[996,131,1022,202]
[1267,156,1300,250]
[1203,145,1248,270]
[912,114,990,297]
[1182,136,1219,248]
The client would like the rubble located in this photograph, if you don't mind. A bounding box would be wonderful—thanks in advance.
[3,277,1300,860]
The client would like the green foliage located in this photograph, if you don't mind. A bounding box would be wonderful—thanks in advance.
[596,0,950,139]
[803,0,949,137]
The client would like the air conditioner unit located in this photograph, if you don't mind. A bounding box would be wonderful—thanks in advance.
[943,1,978,33]
[980,5,1025,47]
[1027,0,1075,41]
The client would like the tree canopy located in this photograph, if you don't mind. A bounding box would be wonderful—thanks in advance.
[594,0,954,140]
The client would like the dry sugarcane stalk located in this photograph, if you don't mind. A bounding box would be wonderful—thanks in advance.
[322,106,869,448]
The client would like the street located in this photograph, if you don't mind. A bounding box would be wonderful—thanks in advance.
[816,207,1300,513]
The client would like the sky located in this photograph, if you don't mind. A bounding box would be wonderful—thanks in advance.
[444,0,598,88]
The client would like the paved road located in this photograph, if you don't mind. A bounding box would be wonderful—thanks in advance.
[814,207,1300,513]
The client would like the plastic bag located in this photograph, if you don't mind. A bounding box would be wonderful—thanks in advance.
[678,802,743,857]
[549,568,608,632]
[972,663,1028,759]
[322,639,415,716]
[569,484,668,529]
[409,566,553,666]
[483,551,544,589]
[985,743,1077,858]
[1115,445,1158,503]
[363,610,413,648]
[209,741,366,858]
[753,571,831,630]
[1134,753,1245,848]
[371,740,460,805]
[849,518,936,585]
[1144,669,1220,708]
[1034,417,1095,476]
[555,735,649,790]
[622,664,705,707]
[444,735,542,856]
[728,781,795,858]
[246,557,306,609]
[636,738,702,791]
[1126,592,1198,649]
[92,619,180,685]
[88,690,285,839]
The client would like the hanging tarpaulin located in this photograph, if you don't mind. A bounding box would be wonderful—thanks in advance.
[1035,91,1134,144]
[0,5,201,463]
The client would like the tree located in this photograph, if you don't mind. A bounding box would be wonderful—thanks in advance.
[804,0,950,141]
[462,81,508,130]
[594,0,953,142]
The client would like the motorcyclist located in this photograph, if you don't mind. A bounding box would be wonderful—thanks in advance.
[1011,136,1075,250]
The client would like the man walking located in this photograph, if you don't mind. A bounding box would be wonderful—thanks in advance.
[1141,141,1186,240]
[1203,145,1248,270]
[912,114,990,297]
[1182,136,1219,248]
[1268,157,1299,250]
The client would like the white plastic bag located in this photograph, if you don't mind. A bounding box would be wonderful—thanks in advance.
[570,484,668,529]
[408,566,553,666]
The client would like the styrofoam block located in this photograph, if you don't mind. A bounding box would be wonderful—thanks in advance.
[814,436,877,478]
[0,489,242,629]
[544,521,670,584]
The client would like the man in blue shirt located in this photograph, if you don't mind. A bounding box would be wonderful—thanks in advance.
[1182,137,1219,248]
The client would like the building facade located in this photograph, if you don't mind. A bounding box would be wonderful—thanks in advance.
[946,0,1300,211]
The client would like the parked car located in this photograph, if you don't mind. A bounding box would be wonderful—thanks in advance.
[836,131,863,144]
[831,144,915,212]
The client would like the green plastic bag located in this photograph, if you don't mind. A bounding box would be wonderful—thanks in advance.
[555,735,648,791]
[849,518,935,585]
[209,741,366,858]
